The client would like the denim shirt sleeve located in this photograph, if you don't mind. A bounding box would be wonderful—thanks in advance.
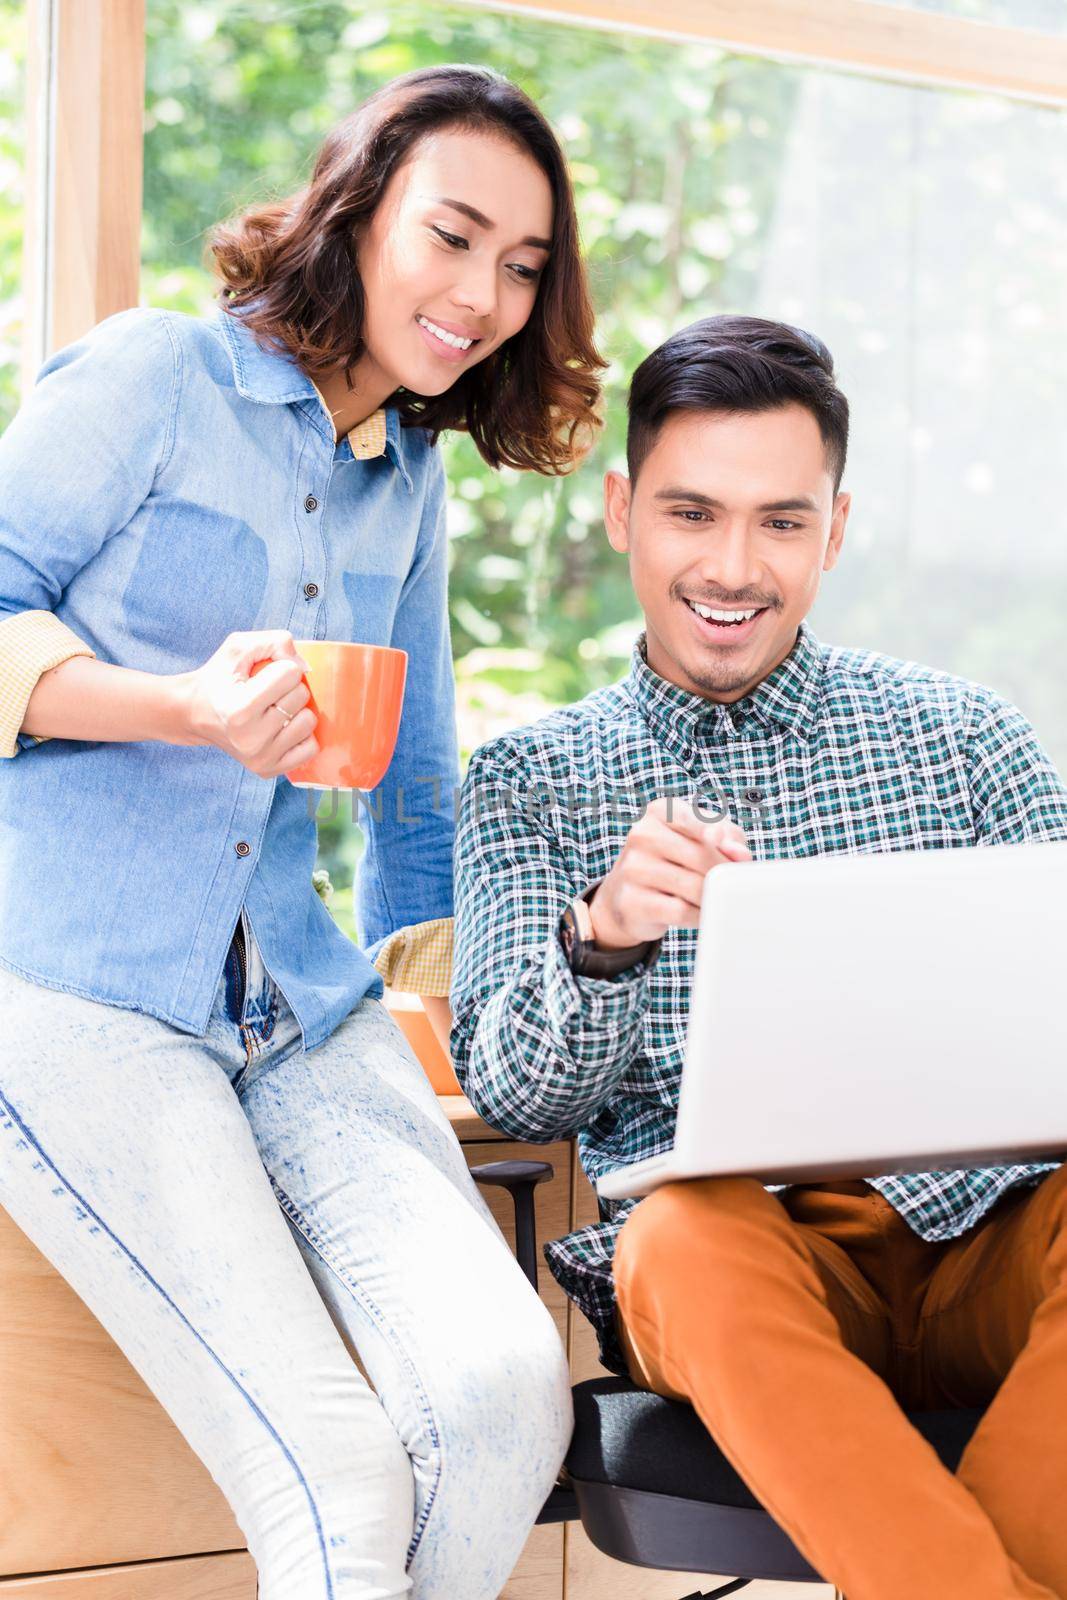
[0,309,180,751]
[359,442,459,959]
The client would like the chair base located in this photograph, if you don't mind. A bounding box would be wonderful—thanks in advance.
[538,1483,579,1523]
[678,1581,752,1599]
[572,1479,822,1584]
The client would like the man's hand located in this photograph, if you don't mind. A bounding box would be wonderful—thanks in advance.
[588,798,752,950]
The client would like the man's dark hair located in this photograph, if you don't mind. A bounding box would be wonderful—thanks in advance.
[626,314,850,490]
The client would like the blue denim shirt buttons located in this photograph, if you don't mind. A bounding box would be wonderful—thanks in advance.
[235,841,251,857]
[303,582,319,598]
[304,494,318,512]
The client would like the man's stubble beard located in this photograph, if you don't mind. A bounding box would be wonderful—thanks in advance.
[685,661,757,699]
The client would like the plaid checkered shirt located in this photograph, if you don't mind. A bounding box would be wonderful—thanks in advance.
[450,623,1067,1372]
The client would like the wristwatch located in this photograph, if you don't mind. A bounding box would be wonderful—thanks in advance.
[558,880,662,979]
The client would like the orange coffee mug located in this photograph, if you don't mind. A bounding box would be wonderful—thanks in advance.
[270,640,407,790]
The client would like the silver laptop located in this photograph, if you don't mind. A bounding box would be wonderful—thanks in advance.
[597,840,1067,1202]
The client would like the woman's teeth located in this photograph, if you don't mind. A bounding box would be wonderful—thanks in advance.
[416,315,474,350]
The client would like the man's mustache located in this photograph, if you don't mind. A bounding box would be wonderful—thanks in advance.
[675,587,783,610]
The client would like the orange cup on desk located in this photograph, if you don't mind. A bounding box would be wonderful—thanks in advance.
[284,640,407,790]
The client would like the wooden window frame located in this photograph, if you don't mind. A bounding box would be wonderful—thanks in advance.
[22,0,145,387]
[459,0,1067,103]
[20,0,1067,388]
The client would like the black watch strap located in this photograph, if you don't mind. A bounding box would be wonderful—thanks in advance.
[558,880,662,979]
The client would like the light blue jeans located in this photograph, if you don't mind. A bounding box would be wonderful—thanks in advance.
[0,914,572,1600]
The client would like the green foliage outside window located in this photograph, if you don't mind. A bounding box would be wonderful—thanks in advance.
[2,1,1065,941]
[0,2,25,432]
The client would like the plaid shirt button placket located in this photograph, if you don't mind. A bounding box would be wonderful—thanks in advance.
[450,623,1067,1372]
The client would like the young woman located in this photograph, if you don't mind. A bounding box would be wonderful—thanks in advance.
[0,66,602,1600]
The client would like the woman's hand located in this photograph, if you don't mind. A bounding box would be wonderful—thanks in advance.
[177,630,319,779]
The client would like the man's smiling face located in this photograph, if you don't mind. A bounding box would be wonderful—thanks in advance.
[603,404,851,702]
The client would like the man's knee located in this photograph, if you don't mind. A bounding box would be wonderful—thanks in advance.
[616,1175,776,1288]
[1023,1161,1067,1250]
[1037,1161,1067,1211]
[614,1177,798,1353]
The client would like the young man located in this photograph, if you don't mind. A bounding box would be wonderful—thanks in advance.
[450,316,1067,1600]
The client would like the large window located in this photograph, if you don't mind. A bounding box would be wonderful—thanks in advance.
[140,0,1067,926]
[880,0,1067,28]
[748,69,1067,768]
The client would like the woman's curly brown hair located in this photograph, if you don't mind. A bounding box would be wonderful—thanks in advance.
[210,65,604,475]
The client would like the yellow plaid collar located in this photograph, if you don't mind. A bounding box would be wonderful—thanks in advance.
[309,380,388,459]
[348,408,388,459]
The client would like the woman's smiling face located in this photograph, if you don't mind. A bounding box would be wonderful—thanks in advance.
[354,125,554,402]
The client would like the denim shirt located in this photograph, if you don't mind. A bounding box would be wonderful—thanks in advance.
[0,306,458,1050]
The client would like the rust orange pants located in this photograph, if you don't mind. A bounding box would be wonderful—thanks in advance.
[613,1168,1067,1600]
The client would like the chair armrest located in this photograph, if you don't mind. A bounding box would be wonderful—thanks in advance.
[470,1160,553,1291]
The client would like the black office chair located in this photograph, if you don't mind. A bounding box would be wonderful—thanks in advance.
[472,1160,985,1600]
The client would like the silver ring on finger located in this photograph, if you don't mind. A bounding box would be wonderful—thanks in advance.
[273,702,293,728]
